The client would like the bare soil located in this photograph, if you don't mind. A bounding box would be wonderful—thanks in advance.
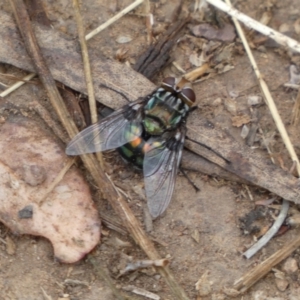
[1,0,300,299]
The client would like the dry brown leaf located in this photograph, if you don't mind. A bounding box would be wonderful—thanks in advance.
[231,114,251,127]
[0,117,100,263]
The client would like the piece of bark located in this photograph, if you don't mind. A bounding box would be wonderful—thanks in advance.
[0,10,153,110]
[181,150,251,185]
[185,115,300,203]
[133,18,188,80]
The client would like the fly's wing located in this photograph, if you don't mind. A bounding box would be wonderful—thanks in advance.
[66,101,144,155]
[143,127,186,218]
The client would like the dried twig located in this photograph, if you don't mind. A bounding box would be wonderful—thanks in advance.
[205,0,300,54]
[0,72,35,97]
[285,83,300,90]
[38,158,75,205]
[118,259,169,277]
[184,64,210,82]
[72,0,97,124]
[134,17,189,80]
[9,1,190,299]
[222,0,300,176]
[123,285,160,300]
[234,235,300,292]
[40,287,53,300]
[243,200,289,259]
[72,0,104,168]
[85,0,145,41]
[292,88,300,125]
[99,212,128,236]
[89,258,127,300]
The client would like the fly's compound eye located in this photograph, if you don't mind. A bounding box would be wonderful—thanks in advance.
[180,86,196,106]
[161,77,176,91]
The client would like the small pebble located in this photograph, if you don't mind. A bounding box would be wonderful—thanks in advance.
[211,293,225,300]
[247,95,263,106]
[275,278,289,291]
[5,236,16,255]
[195,271,211,297]
[116,36,132,44]
[283,257,298,274]
[241,125,249,139]
[23,164,47,186]
[252,290,266,300]
[279,23,290,33]
[294,18,300,34]
[18,205,33,219]
[212,97,222,106]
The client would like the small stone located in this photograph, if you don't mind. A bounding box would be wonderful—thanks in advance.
[195,271,211,297]
[283,257,298,274]
[279,23,290,33]
[275,278,289,291]
[257,45,267,53]
[211,293,225,300]
[116,36,132,44]
[18,205,33,219]
[22,164,47,186]
[191,229,200,243]
[5,236,16,255]
[252,290,266,300]
[247,95,263,106]
[211,98,222,106]
[294,19,300,34]
[224,98,237,115]
[241,125,249,139]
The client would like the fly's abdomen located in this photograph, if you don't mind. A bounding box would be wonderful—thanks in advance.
[118,137,145,169]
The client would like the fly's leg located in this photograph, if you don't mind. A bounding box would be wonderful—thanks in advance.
[179,167,200,192]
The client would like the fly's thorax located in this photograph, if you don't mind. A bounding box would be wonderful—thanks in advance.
[143,89,189,135]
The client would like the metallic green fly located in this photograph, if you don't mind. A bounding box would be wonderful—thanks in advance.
[66,77,196,218]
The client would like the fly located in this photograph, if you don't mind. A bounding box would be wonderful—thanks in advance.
[66,77,196,218]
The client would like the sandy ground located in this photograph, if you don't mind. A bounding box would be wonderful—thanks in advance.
[1,0,300,299]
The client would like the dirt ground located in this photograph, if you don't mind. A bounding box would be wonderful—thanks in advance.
[1,0,300,299]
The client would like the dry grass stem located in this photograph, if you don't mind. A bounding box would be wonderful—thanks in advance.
[38,158,76,205]
[123,285,160,300]
[292,88,300,125]
[258,127,275,164]
[85,0,145,41]
[143,0,153,43]
[0,72,35,97]
[72,0,104,168]
[223,0,300,176]
[206,0,300,54]
[234,235,300,293]
[40,287,52,300]
[30,100,67,143]
[89,258,127,300]
[184,63,210,82]
[284,83,300,90]
[72,0,97,124]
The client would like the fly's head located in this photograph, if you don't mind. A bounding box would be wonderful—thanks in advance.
[161,77,196,109]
